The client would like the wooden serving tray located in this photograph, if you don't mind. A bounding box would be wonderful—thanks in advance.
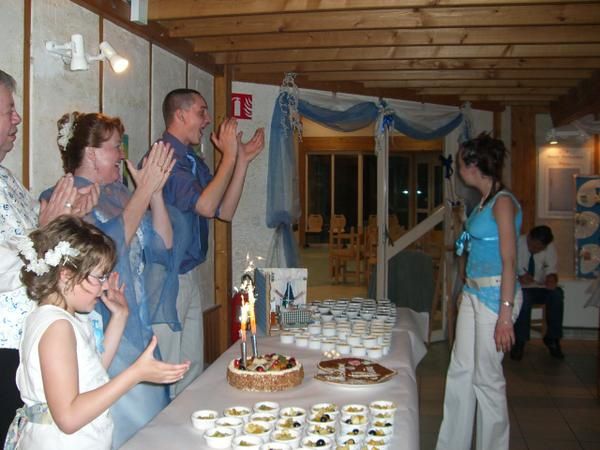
[315,358,396,386]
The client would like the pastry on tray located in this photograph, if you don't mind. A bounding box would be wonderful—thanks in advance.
[314,357,396,385]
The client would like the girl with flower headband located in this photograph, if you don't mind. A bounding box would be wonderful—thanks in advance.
[40,111,191,447]
[0,70,99,445]
[4,215,190,450]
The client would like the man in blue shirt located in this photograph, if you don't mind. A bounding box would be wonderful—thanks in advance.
[151,88,264,395]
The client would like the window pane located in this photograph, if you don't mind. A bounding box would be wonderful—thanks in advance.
[307,155,331,230]
[416,163,429,210]
[434,164,443,207]
[334,155,358,230]
[389,155,410,228]
[363,154,377,226]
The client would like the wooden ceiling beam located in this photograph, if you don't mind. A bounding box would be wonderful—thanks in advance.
[363,79,580,88]
[234,58,600,74]
[550,69,600,125]
[461,95,554,101]
[236,74,506,111]
[149,0,589,21]
[165,4,600,37]
[417,87,569,95]
[189,25,600,52]
[307,69,591,81]
[212,44,600,64]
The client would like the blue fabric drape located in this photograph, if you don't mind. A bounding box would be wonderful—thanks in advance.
[267,91,465,267]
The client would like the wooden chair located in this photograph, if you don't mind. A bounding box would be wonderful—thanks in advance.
[531,304,547,337]
[306,214,323,233]
[330,214,346,233]
[328,214,347,277]
[329,226,363,285]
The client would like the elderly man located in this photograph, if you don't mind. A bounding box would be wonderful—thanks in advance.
[149,89,264,396]
[511,225,565,360]
[0,69,98,442]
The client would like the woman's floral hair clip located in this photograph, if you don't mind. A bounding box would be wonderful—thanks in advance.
[58,113,76,150]
[17,238,80,275]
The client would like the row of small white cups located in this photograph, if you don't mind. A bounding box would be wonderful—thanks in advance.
[205,427,392,450]
[280,334,391,358]
[193,401,396,425]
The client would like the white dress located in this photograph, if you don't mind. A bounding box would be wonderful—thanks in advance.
[15,305,113,449]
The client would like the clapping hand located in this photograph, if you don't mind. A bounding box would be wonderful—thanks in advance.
[72,182,100,217]
[237,127,265,164]
[38,174,78,226]
[134,336,191,384]
[125,141,175,195]
[211,118,239,161]
[100,272,128,319]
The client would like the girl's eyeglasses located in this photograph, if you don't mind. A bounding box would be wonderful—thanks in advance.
[88,273,109,285]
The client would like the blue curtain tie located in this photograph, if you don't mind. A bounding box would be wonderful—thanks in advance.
[5,403,53,450]
[455,231,471,256]
[440,155,453,179]
[455,231,498,256]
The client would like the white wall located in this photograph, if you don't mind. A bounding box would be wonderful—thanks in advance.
[103,19,150,166]
[30,0,100,195]
[231,82,279,284]
[0,0,24,178]
[150,46,185,143]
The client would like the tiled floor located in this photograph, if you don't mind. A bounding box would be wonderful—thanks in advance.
[418,339,600,450]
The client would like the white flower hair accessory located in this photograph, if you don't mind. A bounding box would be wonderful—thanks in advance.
[58,113,76,150]
[17,238,80,276]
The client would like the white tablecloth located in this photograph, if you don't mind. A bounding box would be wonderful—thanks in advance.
[122,308,428,450]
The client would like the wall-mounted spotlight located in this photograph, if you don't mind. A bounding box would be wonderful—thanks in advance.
[45,34,129,73]
[545,127,589,145]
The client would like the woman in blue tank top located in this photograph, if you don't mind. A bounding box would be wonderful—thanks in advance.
[436,133,522,450]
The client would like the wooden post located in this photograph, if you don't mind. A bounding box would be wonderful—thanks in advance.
[510,106,538,233]
[213,66,232,354]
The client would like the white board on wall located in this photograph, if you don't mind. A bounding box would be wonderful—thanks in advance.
[0,0,25,179]
[150,45,185,143]
[30,0,99,196]
[102,19,150,167]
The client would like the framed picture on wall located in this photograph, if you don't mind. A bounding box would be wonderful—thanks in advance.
[574,175,600,279]
[537,145,592,219]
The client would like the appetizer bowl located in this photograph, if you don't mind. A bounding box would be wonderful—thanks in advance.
[215,416,244,436]
[191,409,218,431]
[204,426,235,449]
[254,401,280,416]
[232,434,263,450]
[224,406,252,423]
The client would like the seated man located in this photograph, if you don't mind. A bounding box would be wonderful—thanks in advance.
[511,225,565,360]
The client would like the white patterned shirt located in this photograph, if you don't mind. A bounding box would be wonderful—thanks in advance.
[0,165,39,349]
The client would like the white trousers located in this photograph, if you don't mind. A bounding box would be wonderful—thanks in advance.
[153,267,204,398]
[436,290,521,450]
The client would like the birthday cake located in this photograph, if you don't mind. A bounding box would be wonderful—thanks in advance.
[227,354,304,392]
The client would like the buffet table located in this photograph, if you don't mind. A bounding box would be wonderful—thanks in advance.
[122,308,428,450]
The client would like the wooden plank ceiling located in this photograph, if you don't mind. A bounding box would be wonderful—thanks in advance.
[141,1,600,123]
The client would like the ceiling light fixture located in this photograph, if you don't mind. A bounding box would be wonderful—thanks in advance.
[545,127,588,145]
[45,34,129,73]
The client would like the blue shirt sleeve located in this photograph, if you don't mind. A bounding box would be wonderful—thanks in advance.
[163,154,202,214]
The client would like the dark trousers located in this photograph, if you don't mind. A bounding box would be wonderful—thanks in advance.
[514,287,564,344]
[0,348,22,445]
